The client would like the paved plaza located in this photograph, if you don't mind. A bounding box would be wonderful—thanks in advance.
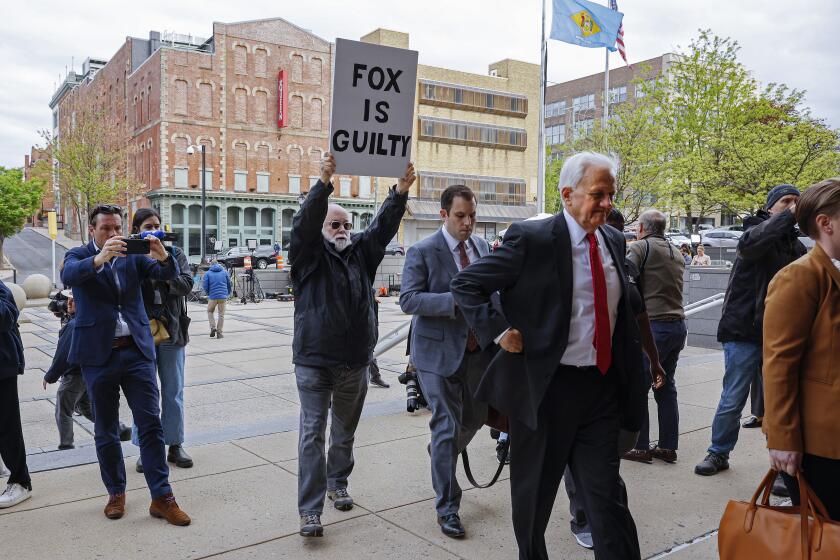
[3,296,772,559]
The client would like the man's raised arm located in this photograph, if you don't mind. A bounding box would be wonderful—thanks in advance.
[361,162,414,251]
[290,153,336,265]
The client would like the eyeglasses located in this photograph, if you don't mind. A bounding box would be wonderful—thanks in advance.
[328,221,353,231]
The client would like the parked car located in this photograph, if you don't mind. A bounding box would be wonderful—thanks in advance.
[666,233,693,248]
[699,229,743,248]
[719,224,744,232]
[385,243,405,256]
[215,245,278,269]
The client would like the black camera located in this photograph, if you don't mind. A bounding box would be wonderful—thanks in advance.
[48,291,73,326]
[398,364,427,413]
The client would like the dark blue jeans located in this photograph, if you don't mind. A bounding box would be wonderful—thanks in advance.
[82,344,171,499]
[635,319,687,451]
[708,341,762,456]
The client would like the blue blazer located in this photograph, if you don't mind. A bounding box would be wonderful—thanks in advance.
[61,241,179,367]
[399,230,493,378]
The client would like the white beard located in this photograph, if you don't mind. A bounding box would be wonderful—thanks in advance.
[333,237,352,252]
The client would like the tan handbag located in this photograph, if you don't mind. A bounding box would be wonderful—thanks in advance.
[149,317,170,345]
[719,469,840,559]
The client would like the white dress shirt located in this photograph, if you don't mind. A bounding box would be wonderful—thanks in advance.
[559,210,623,367]
[440,226,477,270]
[832,258,840,273]
[92,239,132,338]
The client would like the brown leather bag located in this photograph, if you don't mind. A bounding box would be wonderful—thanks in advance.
[719,469,840,559]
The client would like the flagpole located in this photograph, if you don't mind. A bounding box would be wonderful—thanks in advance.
[537,0,547,213]
[602,0,610,146]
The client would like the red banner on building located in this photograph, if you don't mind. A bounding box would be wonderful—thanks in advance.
[277,69,288,128]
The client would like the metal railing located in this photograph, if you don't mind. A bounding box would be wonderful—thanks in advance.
[372,292,727,359]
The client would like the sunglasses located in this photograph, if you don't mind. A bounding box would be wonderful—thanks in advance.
[328,221,353,231]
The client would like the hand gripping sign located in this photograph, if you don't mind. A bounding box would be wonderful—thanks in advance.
[330,38,419,178]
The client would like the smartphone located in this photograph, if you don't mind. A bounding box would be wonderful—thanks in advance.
[124,238,151,255]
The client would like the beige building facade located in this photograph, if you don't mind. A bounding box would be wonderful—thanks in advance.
[361,29,540,245]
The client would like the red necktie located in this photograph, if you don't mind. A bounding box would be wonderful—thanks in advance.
[586,233,611,374]
[458,241,479,352]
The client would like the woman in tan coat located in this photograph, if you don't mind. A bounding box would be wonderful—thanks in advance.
[763,178,840,520]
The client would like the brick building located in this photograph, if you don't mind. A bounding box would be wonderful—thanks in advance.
[362,29,541,245]
[50,18,375,261]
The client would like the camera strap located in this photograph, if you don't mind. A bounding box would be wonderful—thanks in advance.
[460,439,508,489]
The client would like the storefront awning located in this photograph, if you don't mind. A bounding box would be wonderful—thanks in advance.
[406,199,539,223]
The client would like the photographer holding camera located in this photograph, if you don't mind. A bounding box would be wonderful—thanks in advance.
[129,209,194,473]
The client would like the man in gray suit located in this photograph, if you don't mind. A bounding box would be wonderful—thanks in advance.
[400,184,496,538]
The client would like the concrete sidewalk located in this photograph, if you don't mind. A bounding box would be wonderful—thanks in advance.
[4,298,775,559]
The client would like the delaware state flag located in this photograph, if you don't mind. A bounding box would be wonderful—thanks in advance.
[550,0,624,51]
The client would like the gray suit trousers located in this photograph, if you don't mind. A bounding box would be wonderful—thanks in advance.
[417,350,488,516]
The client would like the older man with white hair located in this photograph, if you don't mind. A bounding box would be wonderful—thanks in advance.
[451,151,645,559]
[290,152,414,538]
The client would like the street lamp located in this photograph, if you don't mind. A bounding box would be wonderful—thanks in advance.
[186,144,207,264]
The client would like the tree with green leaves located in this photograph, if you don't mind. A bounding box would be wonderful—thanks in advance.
[0,167,45,267]
[39,96,141,242]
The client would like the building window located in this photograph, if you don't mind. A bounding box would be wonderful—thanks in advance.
[254,48,267,78]
[234,88,247,122]
[291,54,303,82]
[420,171,526,205]
[573,93,596,113]
[256,172,269,193]
[174,167,188,188]
[234,171,247,191]
[418,116,527,150]
[545,100,567,118]
[574,117,594,138]
[198,83,212,118]
[288,175,301,194]
[339,178,351,198]
[290,95,303,128]
[203,169,213,190]
[281,209,295,251]
[359,176,371,198]
[254,90,268,124]
[609,85,627,104]
[309,176,320,189]
[310,57,323,85]
[360,212,373,229]
[545,124,565,145]
[174,79,188,115]
[418,79,528,117]
[635,79,657,99]
[234,45,247,75]
[310,98,322,130]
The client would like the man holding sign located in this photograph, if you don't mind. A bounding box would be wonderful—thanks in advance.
[330,38,418,178]
[291,152,414,537]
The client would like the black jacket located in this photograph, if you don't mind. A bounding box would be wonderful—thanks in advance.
[450,215,647,432]
[290,179,407,368]
[44,319,80,383]
[0,279,25,380]
[140,245,193,347]
[717,209,807,343]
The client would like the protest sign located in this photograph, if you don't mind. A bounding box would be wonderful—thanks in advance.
[330,38,418,178]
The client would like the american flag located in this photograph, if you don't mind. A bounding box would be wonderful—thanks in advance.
[609,0,629,65]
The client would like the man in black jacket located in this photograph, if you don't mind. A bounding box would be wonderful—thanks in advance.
[291,152,414,537]
[695,184,806,476]
[0,279,30,509]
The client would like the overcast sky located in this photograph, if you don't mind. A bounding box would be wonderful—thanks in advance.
[1,0,837,168]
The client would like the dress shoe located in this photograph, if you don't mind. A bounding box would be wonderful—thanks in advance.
[209,328,216,338]
[58,444,75,450]
[651,446,677,463]
[300,513,323,537]
[0,483,31,509]
[621,448,653,464]
[119,423,132,442]
[327,488,354,511]
[149,493,191,526]
[168,445,194,468]
[694,453,729,476]
[574,532,594,549]
[771,473,790,497]
[135,457,144,473]
[742,416,763,429]
[370,374,390,388]
[496,440,511,465]
[438,513,465,538]
[104,493,125,519]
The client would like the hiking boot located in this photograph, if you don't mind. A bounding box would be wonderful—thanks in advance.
[103,493,125,519]
[149,493,191,526]
[327,488,354,511]
[300,513,323,537]
[694,453,729,476]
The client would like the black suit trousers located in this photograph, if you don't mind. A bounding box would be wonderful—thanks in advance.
[509,365,640,560]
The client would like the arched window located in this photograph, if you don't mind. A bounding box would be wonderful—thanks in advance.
[290,95,303,128]
[291,54,303,82]
[310,98,322,130]
[234,45,247,75]
[234,88,247,122]
[198,83,212,118]
[255,48,268,77]
[255,90,268,124]
[174,80,188,115]
[309,57,323,85]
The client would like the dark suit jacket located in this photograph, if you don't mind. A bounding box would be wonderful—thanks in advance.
[399,230,491,378]
[61,241,179,367]
[450,214,647,432]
